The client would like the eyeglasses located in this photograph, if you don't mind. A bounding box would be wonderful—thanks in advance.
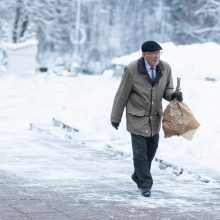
[146,51,162,56]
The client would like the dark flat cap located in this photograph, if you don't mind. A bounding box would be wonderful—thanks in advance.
[141,41,162,52]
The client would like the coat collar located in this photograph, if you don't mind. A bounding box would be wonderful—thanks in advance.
[137,57,164,86]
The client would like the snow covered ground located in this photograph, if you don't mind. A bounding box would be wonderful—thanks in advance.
[0,42,220,203]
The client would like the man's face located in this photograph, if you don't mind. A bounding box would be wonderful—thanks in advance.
[143,51,161,67]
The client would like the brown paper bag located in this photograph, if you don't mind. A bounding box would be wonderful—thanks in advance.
[162,100,200,140]
[162,77,200,141]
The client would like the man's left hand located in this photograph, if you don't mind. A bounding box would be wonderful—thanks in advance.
[171,92,183,102]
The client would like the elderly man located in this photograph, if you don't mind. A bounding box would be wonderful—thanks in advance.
[110,40,182,197]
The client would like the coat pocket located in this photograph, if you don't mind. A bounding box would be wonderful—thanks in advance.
[126,112,150,133]
[127,109,146,116]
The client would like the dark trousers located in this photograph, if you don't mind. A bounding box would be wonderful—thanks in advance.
[131,133,159,189]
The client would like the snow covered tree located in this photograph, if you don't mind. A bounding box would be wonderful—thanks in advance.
[169,0,220,44]
[0,0,17,43]
[1,0,220,74]
[12,0,30,43]
[24,0,77,70]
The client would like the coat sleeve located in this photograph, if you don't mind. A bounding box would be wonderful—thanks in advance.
[110,67,133,123]
[163,64,174,101]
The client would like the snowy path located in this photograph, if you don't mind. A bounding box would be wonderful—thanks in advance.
[0,74,220,219]
[0,128,220,219]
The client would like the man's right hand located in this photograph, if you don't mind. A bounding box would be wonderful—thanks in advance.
[111,122,119,130]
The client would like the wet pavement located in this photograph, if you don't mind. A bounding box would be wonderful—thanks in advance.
[0,130,220,220]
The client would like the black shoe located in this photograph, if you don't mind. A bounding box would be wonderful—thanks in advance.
[140,188,151,197]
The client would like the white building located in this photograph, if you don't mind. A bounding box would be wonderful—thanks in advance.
[2,39,38,74]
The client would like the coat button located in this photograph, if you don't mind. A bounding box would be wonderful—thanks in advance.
[146,130,149,133]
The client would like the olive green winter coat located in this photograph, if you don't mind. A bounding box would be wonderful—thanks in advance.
[110,57,174,137]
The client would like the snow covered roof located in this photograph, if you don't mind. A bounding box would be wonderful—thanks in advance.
[0,39,38,51]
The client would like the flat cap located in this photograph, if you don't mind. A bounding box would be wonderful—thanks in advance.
[141,40,162,52]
